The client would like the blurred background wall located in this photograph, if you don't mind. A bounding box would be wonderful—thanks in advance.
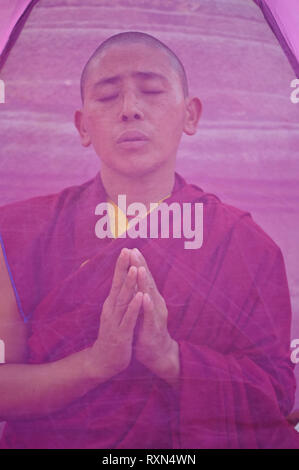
[0,0,298,413]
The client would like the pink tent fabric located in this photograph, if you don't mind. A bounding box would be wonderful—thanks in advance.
[0,0,299,76]
[0,0,38,67]
[1,1,298,74]
[0,1,33,52]
[254,0,299,76]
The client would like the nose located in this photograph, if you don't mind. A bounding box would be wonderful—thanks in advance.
[120,91,144,122]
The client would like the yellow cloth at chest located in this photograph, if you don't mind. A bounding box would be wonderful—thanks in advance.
[107,194,170,239]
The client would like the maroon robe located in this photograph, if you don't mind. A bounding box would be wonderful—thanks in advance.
[0,171,298,449]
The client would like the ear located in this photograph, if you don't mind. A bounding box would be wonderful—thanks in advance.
[183,97,202,136]
[74,109,91,147]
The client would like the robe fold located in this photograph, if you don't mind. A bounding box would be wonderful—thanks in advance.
[0,171,298,449]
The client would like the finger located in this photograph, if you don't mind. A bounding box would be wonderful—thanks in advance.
[137,266,150,293]
[114,265,138,322]
[142,292,156,328]
[137,266,160,307]
[130,247,146,268]
[132,249,162,309]
[120,291,143,333]
[132,248,157,290]
[109,248,131,301]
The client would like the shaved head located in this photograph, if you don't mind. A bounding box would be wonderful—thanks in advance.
[80,31,189,103]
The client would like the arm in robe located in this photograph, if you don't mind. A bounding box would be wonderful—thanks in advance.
[172,214,299,449]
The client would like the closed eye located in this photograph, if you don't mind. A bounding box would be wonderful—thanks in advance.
[97,95,118,102]
[97,91,163,102]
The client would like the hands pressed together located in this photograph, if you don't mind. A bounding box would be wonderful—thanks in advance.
[90,248,180,387]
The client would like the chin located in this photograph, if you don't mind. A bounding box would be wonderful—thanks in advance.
[100,149,172,179]
[119,161,166,179]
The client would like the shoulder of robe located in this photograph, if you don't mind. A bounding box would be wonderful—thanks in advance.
[186,181,249,225]
[0,176,97,241]
[218,200,281,266]
[178,178,281,262]
[197,191,281,263]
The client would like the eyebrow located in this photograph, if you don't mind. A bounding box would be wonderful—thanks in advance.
[93,71,168,89]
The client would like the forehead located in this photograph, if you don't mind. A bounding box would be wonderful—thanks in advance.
[86,42,179,85]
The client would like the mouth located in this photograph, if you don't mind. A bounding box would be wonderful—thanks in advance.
[117,139,149,149]
[116,130,149,144]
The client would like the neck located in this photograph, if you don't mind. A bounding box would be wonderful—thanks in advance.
[100,164,176,211]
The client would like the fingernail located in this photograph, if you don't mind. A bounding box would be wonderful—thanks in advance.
[139,266,146,275]
[129,265,136,275]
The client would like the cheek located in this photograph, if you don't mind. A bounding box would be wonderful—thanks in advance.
[157,94,184,117]
[85,113,110,141]
[158,103,185,133]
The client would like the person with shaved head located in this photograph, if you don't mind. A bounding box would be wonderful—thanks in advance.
[0,31,298,449]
